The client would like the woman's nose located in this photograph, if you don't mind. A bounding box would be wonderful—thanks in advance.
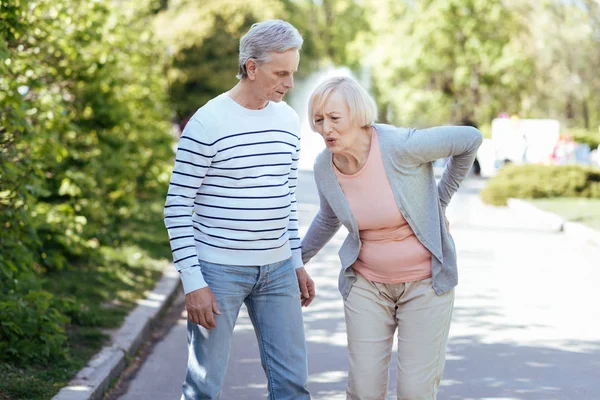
[323,119,333,134]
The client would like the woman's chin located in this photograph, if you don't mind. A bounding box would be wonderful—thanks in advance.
[325,142,339,151]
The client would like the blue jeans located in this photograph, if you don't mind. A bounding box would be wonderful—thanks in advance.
[182,257,310,400]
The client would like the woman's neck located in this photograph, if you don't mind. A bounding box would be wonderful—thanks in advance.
[333,126,373,175]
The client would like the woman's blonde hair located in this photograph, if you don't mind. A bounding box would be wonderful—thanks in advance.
[308,76,377,131]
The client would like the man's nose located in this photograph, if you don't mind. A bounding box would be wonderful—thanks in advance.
[284,75,294,89]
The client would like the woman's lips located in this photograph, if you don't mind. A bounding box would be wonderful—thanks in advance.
[325,138,336,145]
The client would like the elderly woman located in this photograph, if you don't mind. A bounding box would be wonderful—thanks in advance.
[301,77,482,400]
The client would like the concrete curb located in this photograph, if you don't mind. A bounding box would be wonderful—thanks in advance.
[52,266,181,400]
[507,198,600,247]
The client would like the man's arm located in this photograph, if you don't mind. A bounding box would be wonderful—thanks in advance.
[164,118,220,328]
[287,138,315,306]
[287,139,302,270]
[403,126,483,209]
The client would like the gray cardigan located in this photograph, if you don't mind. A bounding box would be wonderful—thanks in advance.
[301,123,483,299]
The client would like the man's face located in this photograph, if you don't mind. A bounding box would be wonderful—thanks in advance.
[252,49,299,103]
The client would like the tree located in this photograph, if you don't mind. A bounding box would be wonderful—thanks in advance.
[368,0,533,127]
[155,0,369,121]
[516,0,600,130]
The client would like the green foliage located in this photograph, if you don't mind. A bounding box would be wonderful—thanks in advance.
[369,0,533,127]
[155,0,369,120]
[516,0,600,131]
[481,164,600,206]
[0,290,69,365]
[568,127,600,149]
[1,0,173,367]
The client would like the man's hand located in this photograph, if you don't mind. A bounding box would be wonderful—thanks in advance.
[296,267,315,307]
[185,287,220,329]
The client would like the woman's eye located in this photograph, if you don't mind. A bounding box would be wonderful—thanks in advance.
[331,117,339,121]
[315,118,323,124]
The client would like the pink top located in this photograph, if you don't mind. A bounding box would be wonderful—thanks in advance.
[334,131,432,284]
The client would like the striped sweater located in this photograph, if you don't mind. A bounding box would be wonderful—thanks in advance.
[164,93,302,294]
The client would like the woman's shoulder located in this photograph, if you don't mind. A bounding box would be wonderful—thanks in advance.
[313,148,331,172]
[374,123,412,137]
[373,123,414,152]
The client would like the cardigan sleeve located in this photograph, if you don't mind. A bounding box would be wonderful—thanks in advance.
[403,126,483,209]
[301,185,342,264]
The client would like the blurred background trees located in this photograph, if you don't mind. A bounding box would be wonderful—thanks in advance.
[1,0,600,378]
[154,0,368,121]
[152,0,600,132]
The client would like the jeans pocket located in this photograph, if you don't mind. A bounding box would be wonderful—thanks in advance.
[198,259,252,297]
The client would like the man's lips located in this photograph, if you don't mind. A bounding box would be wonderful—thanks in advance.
[325,138,336,145]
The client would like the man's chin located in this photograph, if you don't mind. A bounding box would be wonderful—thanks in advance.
[270,92,286,102]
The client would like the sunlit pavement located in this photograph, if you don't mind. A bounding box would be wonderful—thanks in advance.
[118,172,600,400]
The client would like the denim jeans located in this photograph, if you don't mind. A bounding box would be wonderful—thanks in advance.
[181,257,310,400]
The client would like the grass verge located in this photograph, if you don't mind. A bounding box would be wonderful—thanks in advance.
[530,198,600,231]
[0,197,171,400]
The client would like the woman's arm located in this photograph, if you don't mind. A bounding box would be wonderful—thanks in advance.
[403,126,483,209]
[301,188,342,264]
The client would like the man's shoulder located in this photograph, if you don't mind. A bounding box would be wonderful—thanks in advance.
[268,101,300,138]
[271,100,299,120]
[191,94,228,122]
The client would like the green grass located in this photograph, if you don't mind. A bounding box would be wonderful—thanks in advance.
[0,196,172,400]
[531,198,600,231]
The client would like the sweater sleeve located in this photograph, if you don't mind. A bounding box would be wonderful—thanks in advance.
[164,118,216,294]
[287,134,303,269]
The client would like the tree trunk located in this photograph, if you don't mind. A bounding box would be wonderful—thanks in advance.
[565,95,575,121]
[582,98,590,129]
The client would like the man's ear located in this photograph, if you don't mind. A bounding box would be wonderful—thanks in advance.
[246,59,258,80]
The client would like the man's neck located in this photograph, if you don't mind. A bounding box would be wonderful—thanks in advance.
[228,81,268,110]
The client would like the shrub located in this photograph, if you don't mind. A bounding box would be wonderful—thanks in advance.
[1,0,173,365]
[0,290,70,365]
[569,127,600,149]
[481,164,600,206]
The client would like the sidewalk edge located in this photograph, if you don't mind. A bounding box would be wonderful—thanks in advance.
[52,265,181,400]
[507,198,600,247]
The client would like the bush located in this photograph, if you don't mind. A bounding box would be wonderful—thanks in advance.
[1,0,173,365]
[481,164,600,206]
[569,127,600,149]
[0,290,70,365]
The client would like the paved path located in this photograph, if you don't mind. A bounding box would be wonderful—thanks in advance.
[117,172,600,400]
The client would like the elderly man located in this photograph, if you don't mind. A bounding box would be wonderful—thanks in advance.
[164,20,313,400]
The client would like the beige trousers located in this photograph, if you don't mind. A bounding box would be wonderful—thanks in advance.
[344,273,454,400]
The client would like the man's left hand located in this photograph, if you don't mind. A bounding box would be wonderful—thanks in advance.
[295,267,315,307]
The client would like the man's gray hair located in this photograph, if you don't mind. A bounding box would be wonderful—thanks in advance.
[237,20,303,80]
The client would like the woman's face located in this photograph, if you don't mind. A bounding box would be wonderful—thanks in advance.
[313,90,362,154]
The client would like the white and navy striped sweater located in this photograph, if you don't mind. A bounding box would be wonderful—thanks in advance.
[164,94,302,294]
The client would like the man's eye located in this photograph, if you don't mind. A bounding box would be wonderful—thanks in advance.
[315,119,323,123]
[331,117,339,121]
